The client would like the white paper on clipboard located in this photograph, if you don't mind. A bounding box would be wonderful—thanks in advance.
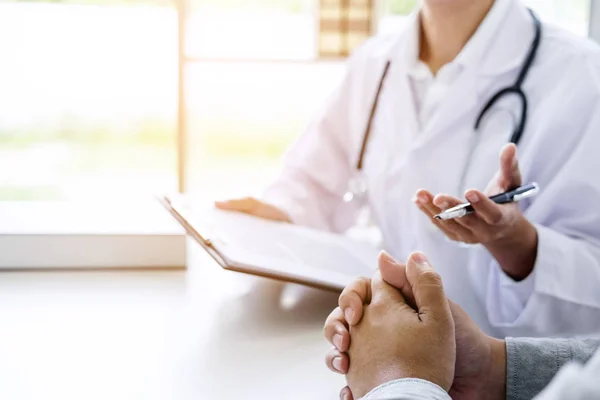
[162,194,380,291]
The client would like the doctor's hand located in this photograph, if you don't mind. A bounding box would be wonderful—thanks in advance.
[323,252,506,400]
[414,143,538,281]
[215,197,292,223]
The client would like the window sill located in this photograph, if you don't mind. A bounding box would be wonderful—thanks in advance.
[0,201,186,269]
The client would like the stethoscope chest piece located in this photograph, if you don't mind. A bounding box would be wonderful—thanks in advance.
[344,173,369,203]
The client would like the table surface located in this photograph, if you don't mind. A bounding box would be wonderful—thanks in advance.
[0,241,345,400]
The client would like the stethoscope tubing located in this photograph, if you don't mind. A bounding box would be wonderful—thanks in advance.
[353,9,542,174]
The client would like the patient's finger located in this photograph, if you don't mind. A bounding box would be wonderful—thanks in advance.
[323,307,350,352]
[325,347,349,374]
[370,269,406,307]
[338,277,371,326]
[340,386,354,400]
[379,252,415,309]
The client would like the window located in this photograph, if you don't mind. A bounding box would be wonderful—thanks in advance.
[524,0,590,37]
[182,0,346,202]
[377,0,416,34]
[0,0,178,201]
[185,61,345,201]
[376,0,591,37]
[185,0,316,61]
[0,0,183,269]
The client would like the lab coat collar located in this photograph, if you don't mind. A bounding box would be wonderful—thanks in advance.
[403,12,428,79]
[401,0,534,78]
[453,0,512,69]
[477,0,538,77]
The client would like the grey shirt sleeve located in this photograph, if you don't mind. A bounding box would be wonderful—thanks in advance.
[506,338,600,400]
[534,348,600,400]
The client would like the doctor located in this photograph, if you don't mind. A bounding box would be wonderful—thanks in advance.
[216,0,600,337]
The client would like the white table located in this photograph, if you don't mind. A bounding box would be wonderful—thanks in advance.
[0,241,345,400]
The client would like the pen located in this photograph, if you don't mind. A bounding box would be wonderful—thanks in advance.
[434,183,540,221]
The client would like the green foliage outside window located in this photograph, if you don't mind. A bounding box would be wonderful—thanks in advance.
[10,0,309,12]
[386,0,418,15]
[6,0,417,14]
[12,0,166,4]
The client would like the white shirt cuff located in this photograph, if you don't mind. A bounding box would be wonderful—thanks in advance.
[495,260,537,310]
[260,182,315,227]
[486,247,537,326]
[260,191,301,224]
[361,378,451,400]
[486,223,565,327]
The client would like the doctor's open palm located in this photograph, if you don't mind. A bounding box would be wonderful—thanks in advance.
[415,143,539,281]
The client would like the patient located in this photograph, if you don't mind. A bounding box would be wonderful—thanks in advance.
[323,252,600,400]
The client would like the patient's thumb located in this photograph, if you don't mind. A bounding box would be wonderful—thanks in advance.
[406,252,449,319]
[378,252,405,287]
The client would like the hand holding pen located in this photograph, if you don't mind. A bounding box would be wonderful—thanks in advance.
[413,144,539,281]
[434,183,539,220]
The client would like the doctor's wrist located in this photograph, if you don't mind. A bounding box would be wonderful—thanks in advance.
[485,217,538,281]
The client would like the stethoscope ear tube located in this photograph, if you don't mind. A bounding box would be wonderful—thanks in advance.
[510,89,528,144]
[474,86,529,145]
[356,61,392,171]
[474,9,541,147]
[515,9,543,88]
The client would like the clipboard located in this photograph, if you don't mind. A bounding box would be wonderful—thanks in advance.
[159,194,379,292]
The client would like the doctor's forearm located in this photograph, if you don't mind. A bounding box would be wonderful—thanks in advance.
[485,218,538,281]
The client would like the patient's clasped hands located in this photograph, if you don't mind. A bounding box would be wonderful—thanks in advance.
[323,252,507,400]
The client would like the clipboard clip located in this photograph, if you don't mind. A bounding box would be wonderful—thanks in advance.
[160,194,214,247]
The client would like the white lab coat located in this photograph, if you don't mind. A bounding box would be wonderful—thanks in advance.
[264,0,600,338]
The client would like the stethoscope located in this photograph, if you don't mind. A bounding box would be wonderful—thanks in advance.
[343,9,542,203]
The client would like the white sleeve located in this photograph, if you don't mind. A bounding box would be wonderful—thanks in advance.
[484,69,600,336]
[261,52,369,233]
[361,379,451,400]
[486,224,600,336]
[534,349,600,400]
